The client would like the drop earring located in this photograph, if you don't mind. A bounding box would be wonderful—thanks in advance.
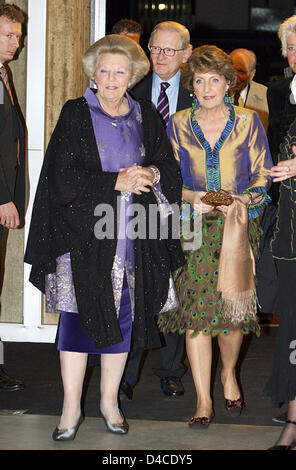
[224,89,233,106]
[192,95,201,111]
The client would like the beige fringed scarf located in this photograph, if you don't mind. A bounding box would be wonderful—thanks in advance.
[217,197,257,322]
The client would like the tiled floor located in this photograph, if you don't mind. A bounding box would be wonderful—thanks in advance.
[0,413,285,451]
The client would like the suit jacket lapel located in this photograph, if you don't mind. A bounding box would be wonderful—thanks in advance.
[176,83,193,111]
[141,73,153,101]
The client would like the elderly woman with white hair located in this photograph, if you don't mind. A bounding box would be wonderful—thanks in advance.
[264,14,296,450]
[267,14,296,171]
[24,35,184,440]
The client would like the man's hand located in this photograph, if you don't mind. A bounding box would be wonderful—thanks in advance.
[0,202,20,229]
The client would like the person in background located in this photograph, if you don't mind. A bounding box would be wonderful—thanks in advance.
[264,14,296,425]
[230,49,273,325]
[264,125,296,450]
[24,34,184,441]
[111,18,143,44]
[267,15,296,169]
[120,20,193,401]
[264,15,296,449]
[0,4,25,392]
[158,45,273,428]
[229,48,268,132]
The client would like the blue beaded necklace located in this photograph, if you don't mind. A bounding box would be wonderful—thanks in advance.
[191,97,235,192]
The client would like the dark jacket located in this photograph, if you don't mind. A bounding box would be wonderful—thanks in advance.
[267,77,292,164]
[0,77,25,219]
[256,79,293,312]
[271,117,296,260]
[266,77,296,206]
[24,97,185,349]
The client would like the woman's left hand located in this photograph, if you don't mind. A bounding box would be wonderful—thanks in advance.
[270,145,296,182]
[216,193,250,215]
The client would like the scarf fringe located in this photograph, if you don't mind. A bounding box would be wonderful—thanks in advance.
[220,289,258,323]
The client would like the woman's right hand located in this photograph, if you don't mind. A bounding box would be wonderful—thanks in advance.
[115,165,152,194]
[269,145,296,182]
[183,189,214,213]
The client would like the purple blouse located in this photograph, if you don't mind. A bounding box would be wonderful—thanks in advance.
[45,89,178,316]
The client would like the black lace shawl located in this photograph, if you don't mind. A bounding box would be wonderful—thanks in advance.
[24,97,185,349]
[271,117,296,261]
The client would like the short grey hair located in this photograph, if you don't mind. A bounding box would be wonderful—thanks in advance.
[278,15,296,57]
[82,34,150,88]
[149,21,192,50]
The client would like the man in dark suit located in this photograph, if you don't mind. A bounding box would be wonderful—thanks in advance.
[120,21,193,399]
[0,4,25,391]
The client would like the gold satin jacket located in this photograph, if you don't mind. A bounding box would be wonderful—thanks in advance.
[167,104,273,219]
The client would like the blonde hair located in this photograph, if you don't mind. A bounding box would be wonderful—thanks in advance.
[278,15,296,57]
[82,34,150,88]
[182,45,236,94]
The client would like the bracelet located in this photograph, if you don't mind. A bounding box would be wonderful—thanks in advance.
[149,165,161,186]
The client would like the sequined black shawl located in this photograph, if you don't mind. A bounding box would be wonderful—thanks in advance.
[271,117,296,260]
[24,97,185,349]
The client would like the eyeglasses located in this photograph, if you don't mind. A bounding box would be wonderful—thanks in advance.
[149,45,185,57]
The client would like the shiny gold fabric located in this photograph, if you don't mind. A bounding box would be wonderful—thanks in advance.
[168,106,271,195]
[217,197,257,322]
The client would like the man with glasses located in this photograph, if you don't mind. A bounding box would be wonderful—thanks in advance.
[131,21,192,127]
[120,21,192,400]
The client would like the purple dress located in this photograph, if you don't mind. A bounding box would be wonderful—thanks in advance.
[46,89,146,354]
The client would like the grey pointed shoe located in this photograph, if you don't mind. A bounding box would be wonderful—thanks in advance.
[102,409,129,435]
[52,413,84,441]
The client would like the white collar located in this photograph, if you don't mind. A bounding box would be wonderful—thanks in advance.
[290,75,296,102]
[240,84,250,103]
[153,70,180,88]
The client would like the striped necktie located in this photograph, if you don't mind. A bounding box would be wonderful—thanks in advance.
[157,82,170,127]
[0,65,14,103]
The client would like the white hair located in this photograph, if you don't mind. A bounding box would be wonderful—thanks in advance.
[278,15,296,57]
[149,21,191,50]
